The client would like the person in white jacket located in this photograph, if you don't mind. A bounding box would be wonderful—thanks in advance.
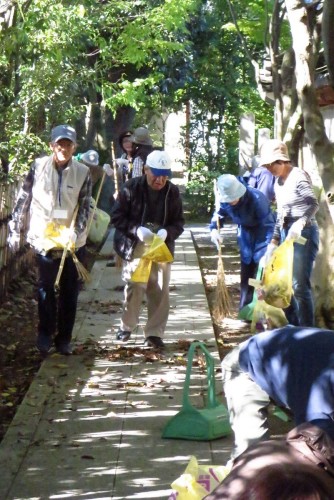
[8,125,92,355]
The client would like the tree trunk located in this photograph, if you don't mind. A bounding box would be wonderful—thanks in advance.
[285,0,334,327]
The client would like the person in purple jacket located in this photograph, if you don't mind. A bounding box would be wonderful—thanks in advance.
[247,154,275,203]
[222,325,334,465]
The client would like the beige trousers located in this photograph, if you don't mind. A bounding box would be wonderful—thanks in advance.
[121,254,171,338]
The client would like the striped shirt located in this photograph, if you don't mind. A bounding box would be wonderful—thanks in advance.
[273,167,318,241]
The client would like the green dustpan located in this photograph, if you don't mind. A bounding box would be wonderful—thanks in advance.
[162,341,231,441]
[238,263,264,321]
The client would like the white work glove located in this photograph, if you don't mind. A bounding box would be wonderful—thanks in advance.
[286,220,305,241]
[103,163,113,177]
[7,230,20,251]
[262,242,277,267]
[7,220,20,251]
[157,228,167,242]
[210,228,223,250]
[116,158,129,168]
[136,226,154,244]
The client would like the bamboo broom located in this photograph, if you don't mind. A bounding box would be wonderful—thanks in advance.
[212,180,231,321]
[54,206,91,289]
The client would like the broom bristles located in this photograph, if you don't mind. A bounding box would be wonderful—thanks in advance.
[213,253,231,321]
[72,253,91,283]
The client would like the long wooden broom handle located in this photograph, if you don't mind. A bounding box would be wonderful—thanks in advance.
[54,205,79,289]
[111,142,119,197]
[216,215,222,258]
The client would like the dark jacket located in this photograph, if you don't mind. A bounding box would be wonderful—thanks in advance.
[111,175,184,260]
[248,165,275,202]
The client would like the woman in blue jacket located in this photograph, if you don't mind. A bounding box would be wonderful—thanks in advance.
[210,174,275,310]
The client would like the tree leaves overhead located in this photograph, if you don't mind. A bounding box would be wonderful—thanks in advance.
[0,0,203,173]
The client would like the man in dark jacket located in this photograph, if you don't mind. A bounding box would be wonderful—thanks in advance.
[222,326,334,465]
[111,150,184,348]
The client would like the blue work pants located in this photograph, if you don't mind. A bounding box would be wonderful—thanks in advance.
[36,247,85,345]
[282,223,319,326]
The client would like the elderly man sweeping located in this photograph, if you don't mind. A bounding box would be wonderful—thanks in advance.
[8,125,92,355]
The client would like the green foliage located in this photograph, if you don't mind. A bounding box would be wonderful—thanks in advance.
[183,0,272,217]
[0,0,201,174]
[0,0,274,195]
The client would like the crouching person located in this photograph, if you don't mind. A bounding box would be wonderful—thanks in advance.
[222,325,334,464]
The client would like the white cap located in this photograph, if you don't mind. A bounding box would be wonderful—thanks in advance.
[146,150,172,177]
[217,174,246,203]
[80,150,99,167]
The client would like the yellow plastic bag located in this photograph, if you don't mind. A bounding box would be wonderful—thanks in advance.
[168,456,229,500]
[43,222,74,252]
[251,299,288,333]
[262,239,294,309]
[131,258,153,283]
[131,234,173,283]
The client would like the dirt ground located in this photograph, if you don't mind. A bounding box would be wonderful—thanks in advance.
[0,225,292,443]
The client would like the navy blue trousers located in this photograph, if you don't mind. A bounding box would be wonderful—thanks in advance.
[36,247,85,345]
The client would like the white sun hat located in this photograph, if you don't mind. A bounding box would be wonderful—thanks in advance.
[217,174,246,203]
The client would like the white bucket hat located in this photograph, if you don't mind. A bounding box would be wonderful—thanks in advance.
[217,174,246,203]
[80,150,99,167]
[259,139,290,166]
[146,150,172,177]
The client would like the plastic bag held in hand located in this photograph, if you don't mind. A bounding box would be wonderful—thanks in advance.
[103,163,113,177]
[157,228,167,242]
[286,219,305,241]
[115,158,129,168]
[7,231,20,251]
[263,242,277,267]
[7,220,20,251]
[210,228,223,250]
[136,226,154,244]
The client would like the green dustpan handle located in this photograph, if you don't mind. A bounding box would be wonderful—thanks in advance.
[239,260,264,318]
[182,341,218,410]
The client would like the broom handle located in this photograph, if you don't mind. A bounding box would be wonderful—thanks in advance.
[214,179,222,257]
[216,216,222,258]
[111,142,119,197]
[54,205,79,289]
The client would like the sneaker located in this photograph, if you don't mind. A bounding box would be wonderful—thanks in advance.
[55,343,73,355]
[144,336,165,349]
[116,330,131,342]
[36,334,52,355]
